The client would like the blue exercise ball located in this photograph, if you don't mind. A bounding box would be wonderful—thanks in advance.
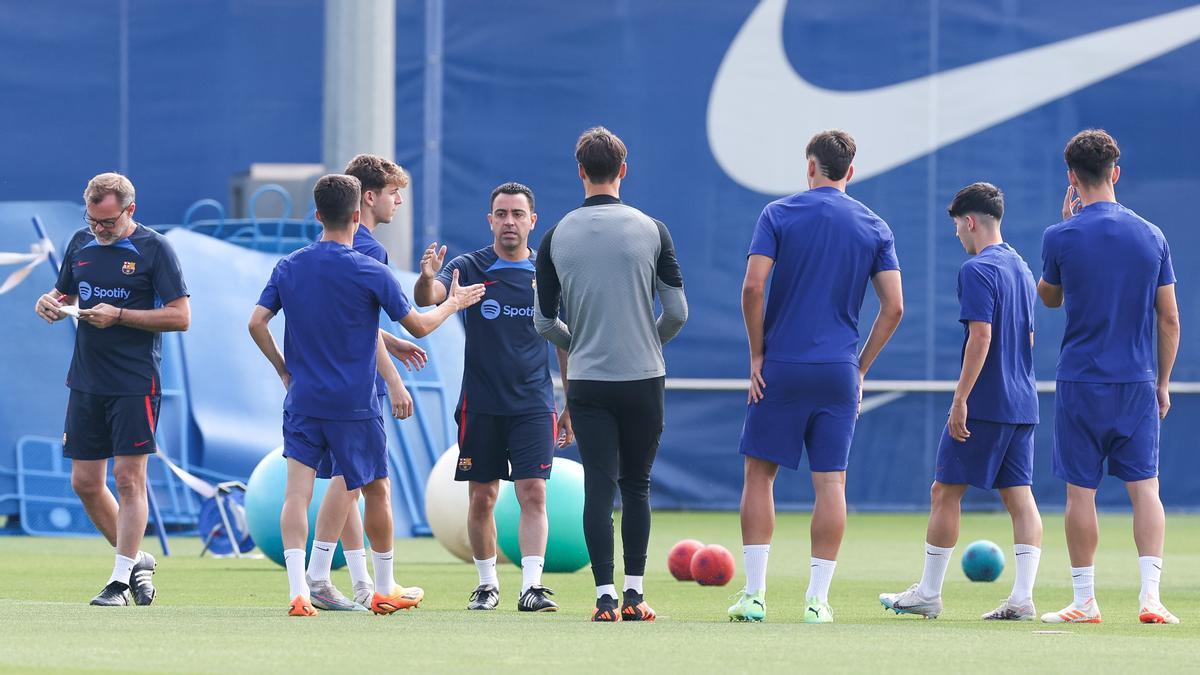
[244,446,364,569]
[962,539,1005,582]
[494,457,589,573]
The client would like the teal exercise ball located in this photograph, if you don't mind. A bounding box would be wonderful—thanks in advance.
[494,457,588,573]
[962,539,1005,582]
[244,446,364,569]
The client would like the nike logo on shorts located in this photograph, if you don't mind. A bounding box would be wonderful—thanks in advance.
[539,463,552,470]
[133,440,151,448]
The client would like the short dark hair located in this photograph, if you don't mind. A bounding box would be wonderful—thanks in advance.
[490,182,535,212]
[947,182,1004,220]
[805,129,856,181]
[575,126,627,184]
[1064,129,1120,185]
[313,174,361,230]
[344,154,409,193]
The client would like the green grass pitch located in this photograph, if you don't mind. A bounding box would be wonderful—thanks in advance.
[1,511,1197,673]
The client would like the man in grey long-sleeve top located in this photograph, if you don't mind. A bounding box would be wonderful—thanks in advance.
[534,126,687,622]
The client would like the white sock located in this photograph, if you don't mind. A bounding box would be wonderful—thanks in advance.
[1010,544,1041,603]
[474,556,499,588]
[284,548,308,599]
[596,583,617,600]
[372,550,395,596]
[1071,565,1095,607]
[623,574,643,595]
[344,548,372,587]
[521,556,544,592]
[108,553,136,586]
[306,540,336,582]
[1138,556,1162,603]
[918,544,954,598]
[743,544,770,594]
[805,557,837,603]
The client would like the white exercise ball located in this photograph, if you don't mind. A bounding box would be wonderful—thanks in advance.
[424,445,508,563]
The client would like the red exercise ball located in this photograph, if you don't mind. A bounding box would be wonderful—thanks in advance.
[668,539,705,581]
[690,544,735,586]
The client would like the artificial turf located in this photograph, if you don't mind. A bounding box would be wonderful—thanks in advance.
[1,511,1197,673]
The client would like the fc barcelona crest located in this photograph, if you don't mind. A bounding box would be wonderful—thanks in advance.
[122,261,136,276]
[458,457,472,471]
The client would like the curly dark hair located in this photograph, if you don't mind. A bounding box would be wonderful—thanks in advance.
[1064,129,1120,185]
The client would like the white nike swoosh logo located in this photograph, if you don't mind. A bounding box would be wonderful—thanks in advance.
[708,0,1200,193]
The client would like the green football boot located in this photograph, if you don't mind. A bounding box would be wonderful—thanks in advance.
[803,596,833,623]
[728,589,766,622]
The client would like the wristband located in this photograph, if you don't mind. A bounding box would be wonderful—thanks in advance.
[117,307,124,324]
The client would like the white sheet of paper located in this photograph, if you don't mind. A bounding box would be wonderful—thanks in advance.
[57,304,80,318]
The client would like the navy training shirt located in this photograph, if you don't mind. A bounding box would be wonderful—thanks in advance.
[1041,202,1175,383]
[353,224,390,398]
[55,224,189,396]
[956,243,1038,424]
[436,247,555,416]
[748,186,900,365]
[257,240,413,420]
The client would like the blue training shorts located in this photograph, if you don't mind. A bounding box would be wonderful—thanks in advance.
[315,395,388,482]
[1053,380,1159,489]
[64,390,160,460]
[738,361,859,472]
[935,420,1034,490]
[283,410,388,491]
[453,409,557,482]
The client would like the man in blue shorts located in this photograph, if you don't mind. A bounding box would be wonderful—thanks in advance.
[880,183,1043,621]
[730,130,904,623]
[248,174,484,616]
[414,182,573,613]
[1037,130,1180,625]
[303,154,429,612]
[34,172,190,607]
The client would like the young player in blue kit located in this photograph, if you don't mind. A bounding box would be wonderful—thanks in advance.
[879,183,1043,621]
[1037,130,1181,625]
[303,155,430,612]
[248,174,485,616]
[730,130,904,623]
[414,182,573,612]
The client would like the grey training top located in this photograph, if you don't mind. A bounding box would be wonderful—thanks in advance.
[534,195,687,381]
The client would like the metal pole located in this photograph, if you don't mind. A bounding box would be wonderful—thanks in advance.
[422,0,445,257]
[323,0,411,268]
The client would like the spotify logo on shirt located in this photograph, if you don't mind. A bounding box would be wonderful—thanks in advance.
[480,299,534,320]
[77,281,131,302]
